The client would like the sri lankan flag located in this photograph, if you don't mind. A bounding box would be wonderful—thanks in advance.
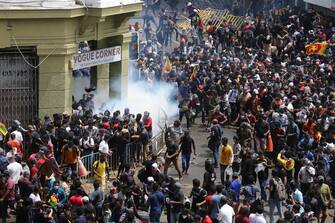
[190,65,198,80]
[305,42,328,56]
[162,58,172,73]
[0,122,7,136]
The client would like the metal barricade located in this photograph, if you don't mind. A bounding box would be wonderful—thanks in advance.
[79,129,166,182]
[80,152,100,181]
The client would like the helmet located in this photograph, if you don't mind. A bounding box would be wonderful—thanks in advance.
[212,119,218,124]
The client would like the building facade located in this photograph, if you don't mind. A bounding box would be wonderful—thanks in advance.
[0,0,142,126]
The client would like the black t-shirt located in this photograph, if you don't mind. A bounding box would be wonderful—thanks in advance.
[203,171,216,191]
[178,209,194,223]
[180,136,194,154]
[190,187,205,210]
[171,190,184,211]
[166,143,178,156]
[255,121,269,138]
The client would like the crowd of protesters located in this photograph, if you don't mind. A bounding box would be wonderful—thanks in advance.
[134,1,335,223]
[1,0,335,223]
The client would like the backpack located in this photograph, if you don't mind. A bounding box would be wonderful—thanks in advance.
[273,178,286,200]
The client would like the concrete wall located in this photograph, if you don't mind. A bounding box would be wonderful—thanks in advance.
[0,3,141,119]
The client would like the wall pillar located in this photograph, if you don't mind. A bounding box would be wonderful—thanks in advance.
[109,32,131,100]
[38,44,77,118]
[96,39,110,103]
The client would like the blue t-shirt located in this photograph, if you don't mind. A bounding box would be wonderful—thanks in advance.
[210,194,224,219]
[230,179,241,202]
[148,191,164,214]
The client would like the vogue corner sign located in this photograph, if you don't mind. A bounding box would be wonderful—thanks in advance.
[73,46,121,70]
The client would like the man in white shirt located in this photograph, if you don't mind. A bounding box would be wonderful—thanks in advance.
[249,205,266,223]
[12,128,23,143]
[98,135,110,155]
[217,197,235,223]
[298,159,315,194]
[7,156,23,184]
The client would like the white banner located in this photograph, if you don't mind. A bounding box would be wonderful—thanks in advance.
[73,46,121,70]
[304,0,332,8]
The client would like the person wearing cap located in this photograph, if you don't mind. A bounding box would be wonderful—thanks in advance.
[317,175,332,223]
[82,196,95,221]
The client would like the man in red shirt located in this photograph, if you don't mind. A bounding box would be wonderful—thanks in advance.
[0,170,15,223]
[143,111,153,138]
[69,188,84,208]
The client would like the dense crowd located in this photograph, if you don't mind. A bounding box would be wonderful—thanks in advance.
[0,1,335,223]
[136,1,335,223]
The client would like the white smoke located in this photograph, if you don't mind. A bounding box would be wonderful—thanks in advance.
[94,66,179,135]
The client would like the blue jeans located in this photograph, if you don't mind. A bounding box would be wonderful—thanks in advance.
[212,144,220,166]
[169,210,180,223]
[181,153,191,172]
[220,164,228,184]
[149,211,161,223]
[269,198,283,223]
[258,176,267,201]
[0,201,8,223]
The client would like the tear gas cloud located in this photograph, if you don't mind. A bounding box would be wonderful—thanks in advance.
[94,69,179,135]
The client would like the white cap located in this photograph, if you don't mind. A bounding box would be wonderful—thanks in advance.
[187,2,192,6]
[82,196,89,202]
[147,177,154,182]
[152,163,159,170]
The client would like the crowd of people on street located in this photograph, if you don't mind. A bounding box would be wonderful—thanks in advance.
[134,1,335,223]
[1,0,335,223]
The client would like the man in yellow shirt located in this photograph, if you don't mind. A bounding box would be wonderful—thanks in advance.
[92,154,109,189]
[220,137,233,184]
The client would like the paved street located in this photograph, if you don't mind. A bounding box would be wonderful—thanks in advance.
[161,118,334,223]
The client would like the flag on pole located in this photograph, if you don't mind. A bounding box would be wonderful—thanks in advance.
[0,122,7,136]
[305,42,328,55]
[163,58,172,73]
[190,65,198,80]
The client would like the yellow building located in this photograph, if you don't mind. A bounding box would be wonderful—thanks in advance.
[0,0,142,126]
